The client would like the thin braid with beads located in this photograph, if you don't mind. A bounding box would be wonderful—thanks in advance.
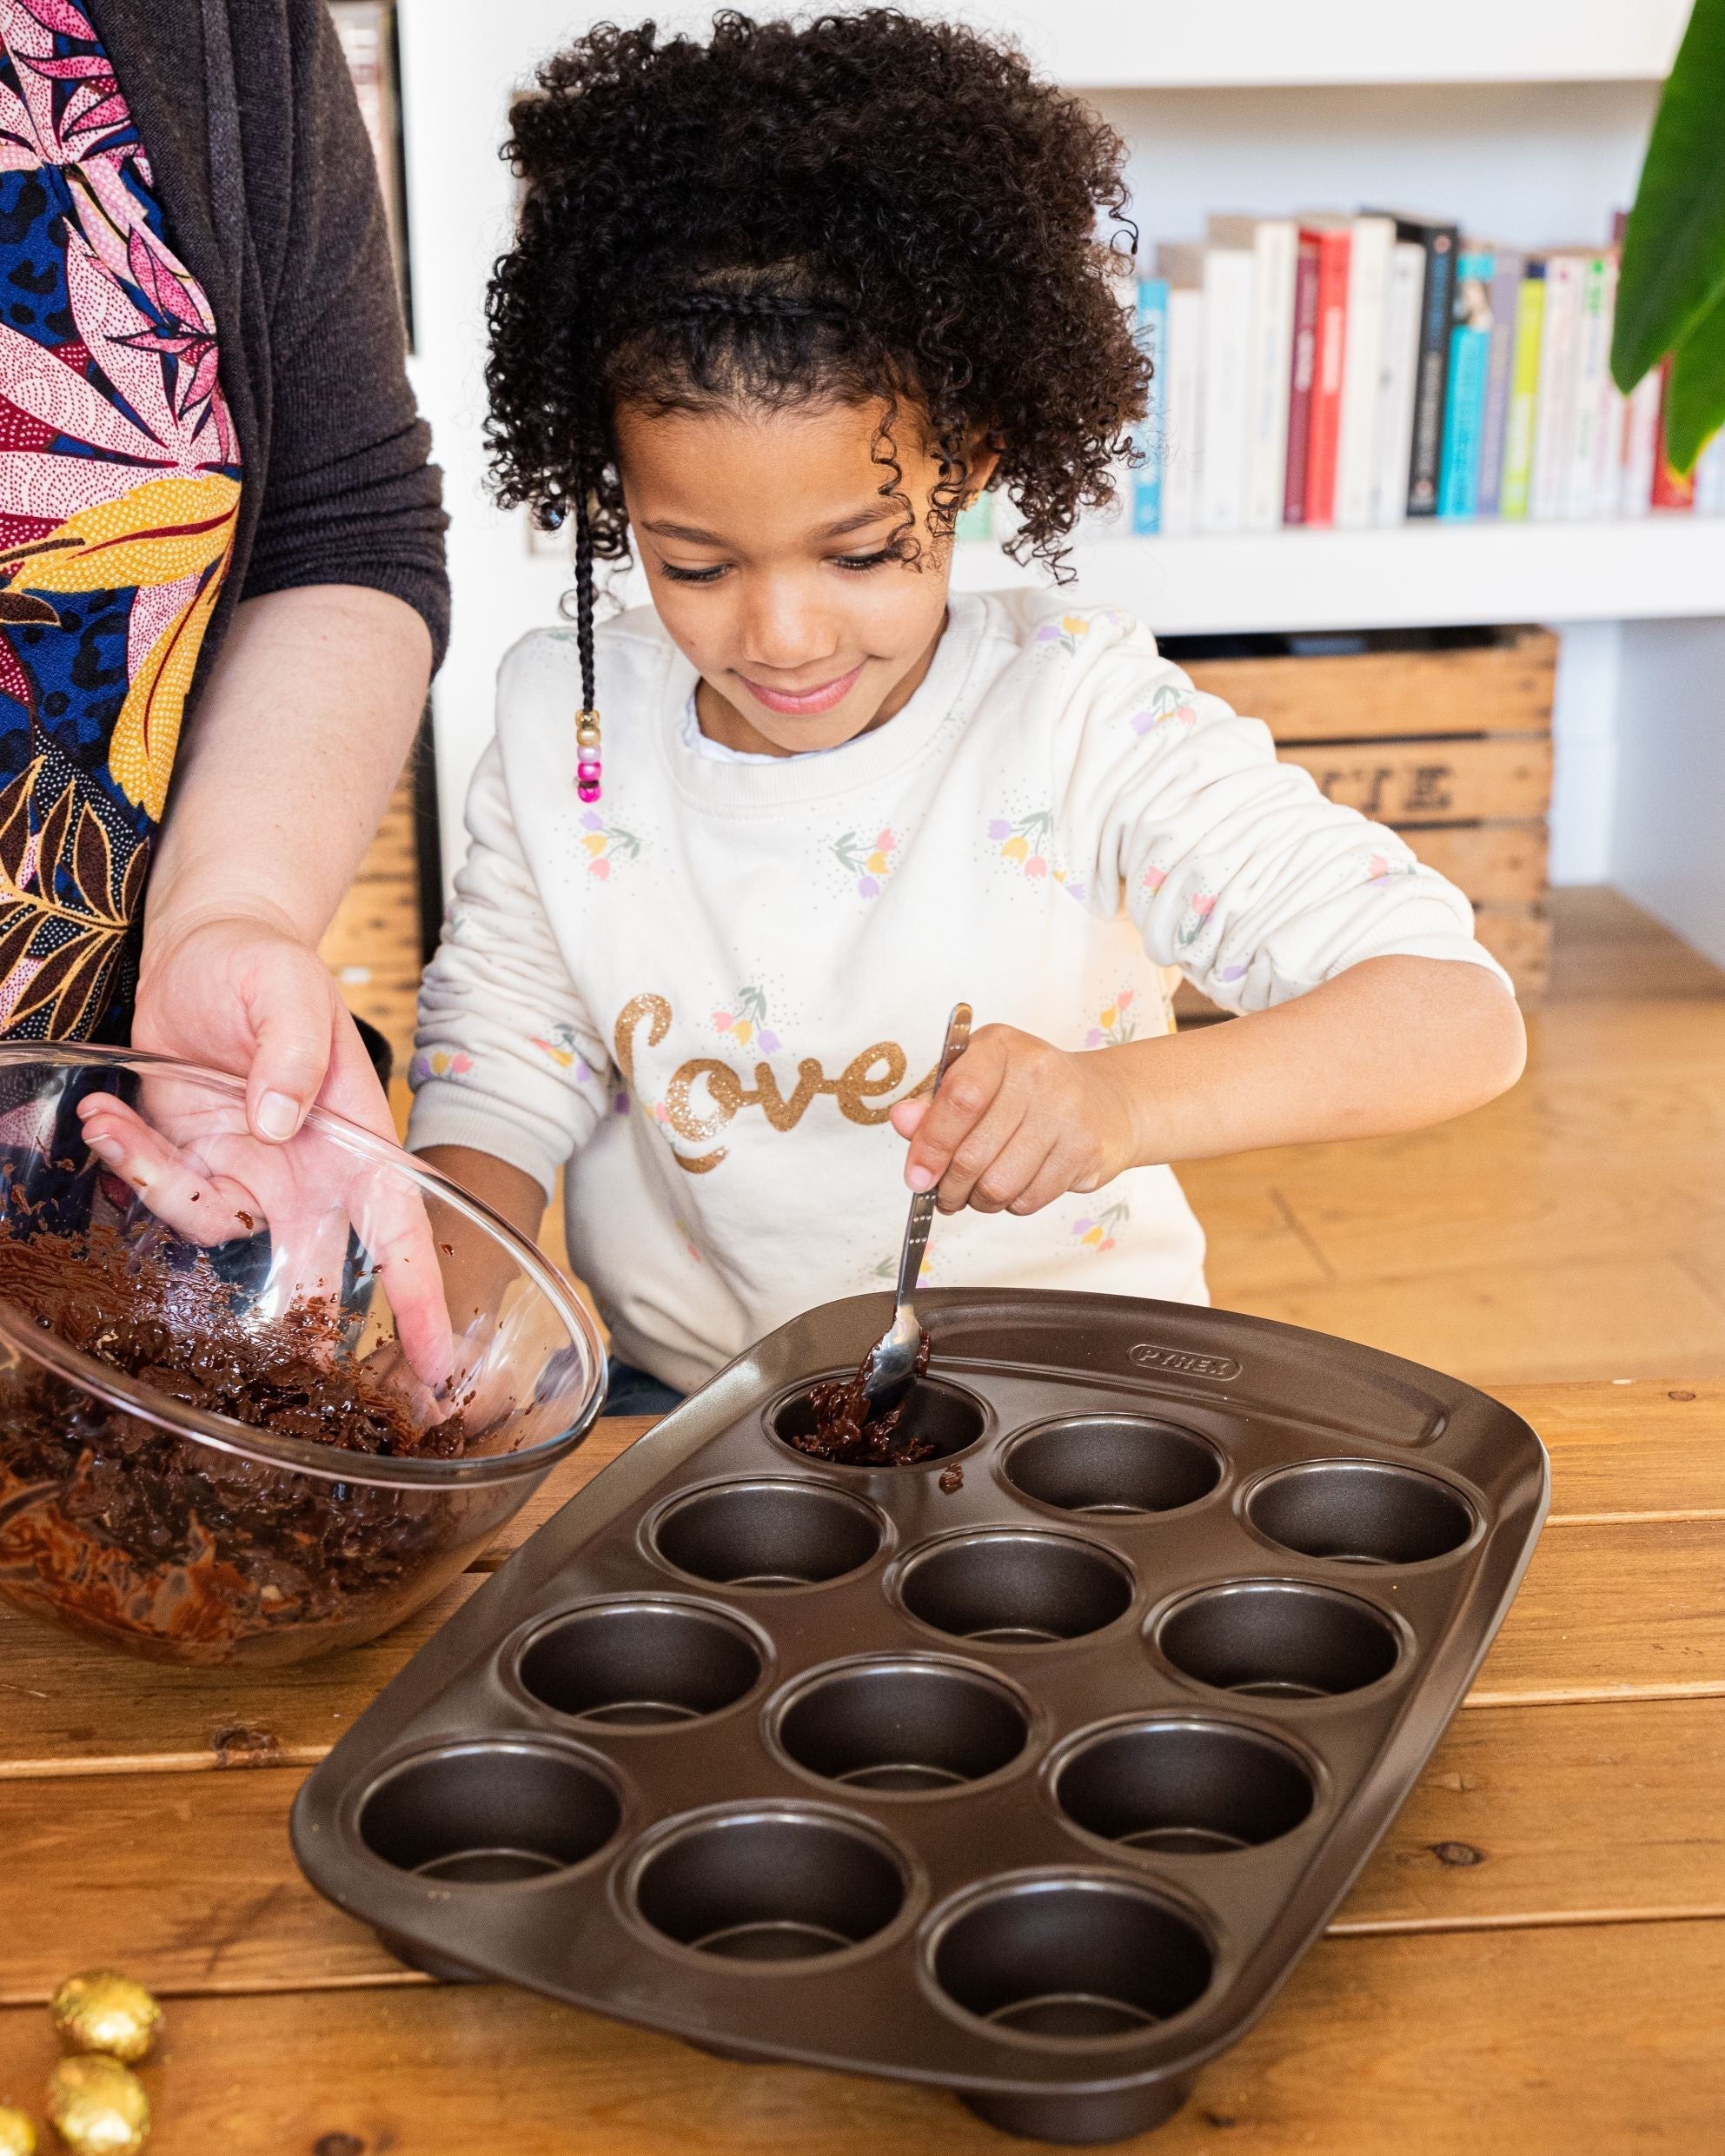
[572,478,601,802]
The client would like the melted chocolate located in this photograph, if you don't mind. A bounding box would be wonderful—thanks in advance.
[0,1224,475,1662]
[787,1331,934,1466]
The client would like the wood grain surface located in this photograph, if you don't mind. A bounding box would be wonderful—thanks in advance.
[3,1386,1721,2149]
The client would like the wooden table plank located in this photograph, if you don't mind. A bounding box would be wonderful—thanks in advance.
[1,1917,1719,2154]
[1495,1378,1725,1519]
[1470,1516,1725,1705]
[7,1697,1722,2007]
[7,1509,1725,1776]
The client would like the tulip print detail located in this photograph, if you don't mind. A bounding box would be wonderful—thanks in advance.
[1085,988,1137,1050]
[1363,851,1421,893]
[578,809,640,879]
[531,1020,594,1080]
[1131,683,1200,737]
[833,826,899,899]
[988,809,1087,901]
[408,1048,474,1085]
[713,985,781,1055]
[1032,613,1093,657]
[1071,1201,1129,1254]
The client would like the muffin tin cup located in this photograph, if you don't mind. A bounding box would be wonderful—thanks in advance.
[771,1655,1035,1795]
[294,1286,1548,2143]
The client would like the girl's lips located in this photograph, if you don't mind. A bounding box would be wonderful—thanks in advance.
[736,661,864,714]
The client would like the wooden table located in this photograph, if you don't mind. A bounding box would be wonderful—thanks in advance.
[5,1379,1725,2151]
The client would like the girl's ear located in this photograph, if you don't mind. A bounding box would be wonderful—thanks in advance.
[944,435,996,507]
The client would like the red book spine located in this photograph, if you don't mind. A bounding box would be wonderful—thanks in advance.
[1650,359,1695,509]
[1283,237,1321,525]
[1301,225,1351,527]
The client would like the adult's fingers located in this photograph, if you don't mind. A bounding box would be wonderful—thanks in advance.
[246,944,340,1144]
[353,1161,454,1390]
[903,1031,1012,1196]
[76,1096,262,1246]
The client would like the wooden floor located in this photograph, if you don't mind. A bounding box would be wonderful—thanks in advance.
[1181,886,1725,1388]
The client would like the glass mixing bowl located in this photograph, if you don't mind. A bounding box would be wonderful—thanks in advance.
[0,1045,605,1665]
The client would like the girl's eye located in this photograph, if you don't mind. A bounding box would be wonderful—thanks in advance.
[833,549,892,573]
[658,560,728,585]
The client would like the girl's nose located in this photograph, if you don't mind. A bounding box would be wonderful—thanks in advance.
[738,577,839,673]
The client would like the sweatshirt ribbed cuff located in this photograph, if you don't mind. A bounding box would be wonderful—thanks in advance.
[405,1082,564,1197]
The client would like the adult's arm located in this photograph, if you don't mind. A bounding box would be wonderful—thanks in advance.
[134,583,430,1141]
[133,0,448,1144]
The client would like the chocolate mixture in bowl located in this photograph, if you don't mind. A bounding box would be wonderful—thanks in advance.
[786,1331,935,1465]
[0,1223,477,1662]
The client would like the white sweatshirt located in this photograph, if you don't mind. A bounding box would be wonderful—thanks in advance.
[409,593,1509,1393]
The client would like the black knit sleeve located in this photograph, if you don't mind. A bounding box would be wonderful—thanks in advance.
[240,0,449,667]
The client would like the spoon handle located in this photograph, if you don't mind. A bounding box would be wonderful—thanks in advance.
[893,1002,972,1308]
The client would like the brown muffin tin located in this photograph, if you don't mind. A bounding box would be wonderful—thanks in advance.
[292,1289,1547,2142]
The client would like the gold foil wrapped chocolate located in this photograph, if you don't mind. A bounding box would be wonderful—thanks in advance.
[0,2104,37,2156]
[49,1973,162,2065]
[43,2058,149,2156]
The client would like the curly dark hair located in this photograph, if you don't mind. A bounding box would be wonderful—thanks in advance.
[486,9,1147,711]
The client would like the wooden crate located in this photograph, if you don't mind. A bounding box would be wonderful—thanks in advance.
[1183,625,1556,999]
[317,760,423,1076]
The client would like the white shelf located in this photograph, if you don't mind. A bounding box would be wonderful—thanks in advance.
[948,520,1725,634]
[951,1,1687,88]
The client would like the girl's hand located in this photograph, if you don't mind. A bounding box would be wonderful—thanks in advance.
[889,1025,1140,1216]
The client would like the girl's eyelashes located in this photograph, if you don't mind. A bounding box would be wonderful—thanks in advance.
[657,559,728,585]
[655,549,893,584]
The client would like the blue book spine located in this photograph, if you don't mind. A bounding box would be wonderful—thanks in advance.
[1438,248,1495,520]
[1132,277,1168,534]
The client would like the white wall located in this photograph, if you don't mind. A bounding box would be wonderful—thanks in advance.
[1613,619,1725,964]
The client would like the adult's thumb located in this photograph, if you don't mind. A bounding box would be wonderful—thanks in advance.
[246,954,335,1144]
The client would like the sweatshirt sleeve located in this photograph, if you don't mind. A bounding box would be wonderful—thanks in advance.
[406,740,614,1194]
[242,0,449,667]
[1050,617,1514,1014]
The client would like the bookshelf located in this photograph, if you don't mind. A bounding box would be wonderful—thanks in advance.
[393,1,1725,962]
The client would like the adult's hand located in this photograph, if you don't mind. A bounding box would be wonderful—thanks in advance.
[117,903,454,1388]
[132,901,392,1145]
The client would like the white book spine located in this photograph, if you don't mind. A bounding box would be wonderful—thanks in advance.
[1619,367,1662,516]
[1565,255,1616,521]
[1159,287,1204,538]
[1595,382,1627,520]
[1371,242,1424,527]
[1198,249,1251,532]
[1198,248,1254,534]
[1242,222,1297,532]
[1695,431,1725,516]
[1335,216,1394,530]
[1529,256,1582,521]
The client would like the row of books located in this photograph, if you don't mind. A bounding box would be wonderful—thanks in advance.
[959,212,1724,542]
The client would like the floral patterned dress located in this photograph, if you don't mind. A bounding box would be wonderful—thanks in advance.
[0,0,239,1040]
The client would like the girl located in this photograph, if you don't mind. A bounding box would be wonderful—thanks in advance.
[409,10,1524,1413]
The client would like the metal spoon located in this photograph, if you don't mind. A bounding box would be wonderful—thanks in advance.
[861,1000,972,1416]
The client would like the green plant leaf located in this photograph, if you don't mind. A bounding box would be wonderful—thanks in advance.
[1612,0,1725,393]
[1667,284,1725,471]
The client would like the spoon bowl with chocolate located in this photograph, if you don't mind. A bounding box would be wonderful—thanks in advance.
[0,1046,607,1665]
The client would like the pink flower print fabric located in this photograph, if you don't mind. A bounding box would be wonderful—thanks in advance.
[0,0,242,1040]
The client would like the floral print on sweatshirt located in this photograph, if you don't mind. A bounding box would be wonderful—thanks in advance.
[988,807,1087,902]
[0,0,242,1038]
[833,825,899,899]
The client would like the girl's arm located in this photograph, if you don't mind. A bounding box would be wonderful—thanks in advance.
[895,953,1523,1214]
